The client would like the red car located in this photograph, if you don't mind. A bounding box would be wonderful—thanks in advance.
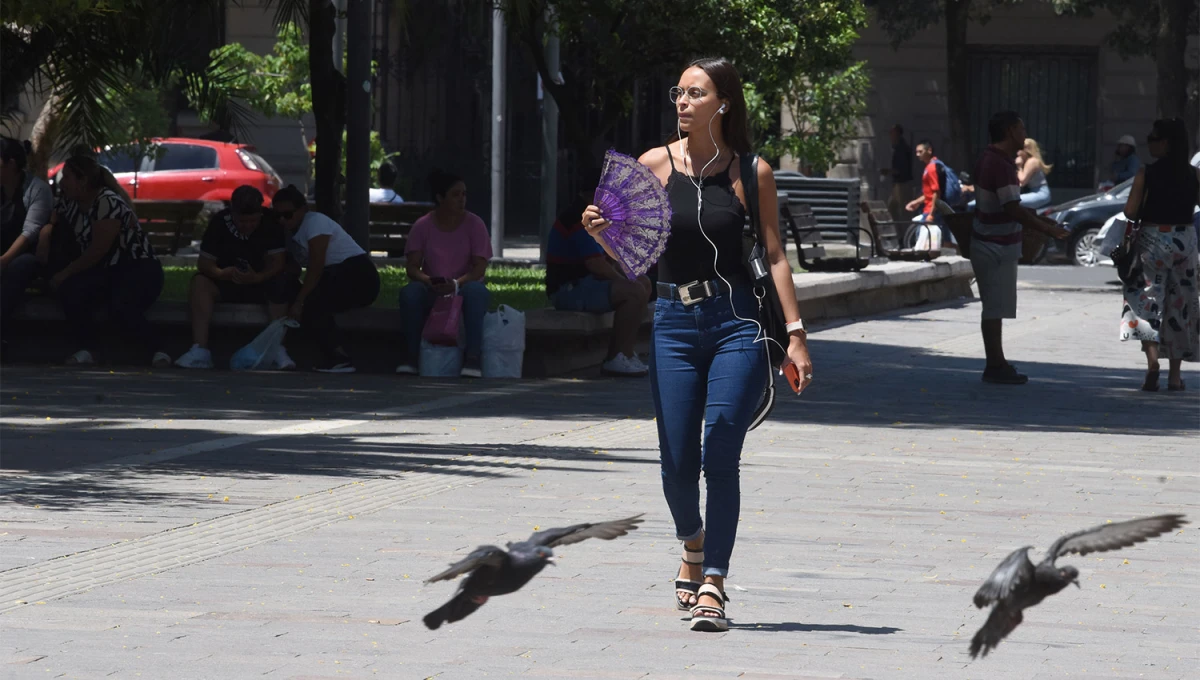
[50,137,282,203]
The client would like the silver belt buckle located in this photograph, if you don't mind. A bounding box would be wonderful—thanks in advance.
[678,280,713,307]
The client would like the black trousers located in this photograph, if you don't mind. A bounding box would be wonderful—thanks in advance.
[301,254,379,358]
[58,258,164,356]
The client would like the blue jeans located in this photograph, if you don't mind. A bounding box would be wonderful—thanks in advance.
[1019,185,1051,210]
[650,284,769,578]
[552,275,613,313]
[399,280,490,365]
[1,252,40,326]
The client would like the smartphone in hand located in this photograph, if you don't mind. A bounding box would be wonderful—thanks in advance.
[783,363,803,395]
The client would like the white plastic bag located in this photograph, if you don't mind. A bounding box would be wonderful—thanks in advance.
[231,318,299,371]
[482,304,525,378]
[420,340,463,377]
[1097,213,1127,256]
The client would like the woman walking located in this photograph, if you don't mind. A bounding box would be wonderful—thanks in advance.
[581,57,813,631]
[1120,118,1200,391]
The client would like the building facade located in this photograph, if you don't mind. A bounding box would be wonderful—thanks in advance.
[843,4,1184,205]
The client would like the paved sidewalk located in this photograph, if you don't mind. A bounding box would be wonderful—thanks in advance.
[1,280,1197,679]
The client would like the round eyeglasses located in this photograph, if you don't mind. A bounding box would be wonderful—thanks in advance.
[668,86,709,103]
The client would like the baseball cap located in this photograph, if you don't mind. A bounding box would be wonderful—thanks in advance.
[1117,135,1137,148]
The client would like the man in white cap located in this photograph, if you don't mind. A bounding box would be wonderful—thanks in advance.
[1111,134,1140,183]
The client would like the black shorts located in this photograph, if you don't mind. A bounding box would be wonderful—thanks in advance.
[203,273,299,305]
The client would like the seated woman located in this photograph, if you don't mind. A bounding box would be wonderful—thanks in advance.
[1,137,53,331]
[396,170,492,378]
[1017,138,1053,210]
[39,155,168,366]
[271,185,380,373]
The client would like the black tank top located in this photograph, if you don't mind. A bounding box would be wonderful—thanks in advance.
[1141,160,1200,225]
[657,148,749,286]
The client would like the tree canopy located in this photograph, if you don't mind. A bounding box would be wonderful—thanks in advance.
[503,0,869,175]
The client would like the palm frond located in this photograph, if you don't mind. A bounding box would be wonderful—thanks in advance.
[260,0,311,30]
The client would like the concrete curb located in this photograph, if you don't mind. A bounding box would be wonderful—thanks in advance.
[8,258,976,374]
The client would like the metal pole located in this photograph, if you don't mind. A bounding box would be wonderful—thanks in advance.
[344,0,372,249]
[538,28,560,263]
[490,7,507,258]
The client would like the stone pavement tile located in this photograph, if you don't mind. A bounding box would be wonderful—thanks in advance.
[2,287,1197,678]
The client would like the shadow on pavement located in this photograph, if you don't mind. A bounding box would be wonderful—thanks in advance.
[729,622,903,635]
[768,340,1198,437]
[0,437,656,511]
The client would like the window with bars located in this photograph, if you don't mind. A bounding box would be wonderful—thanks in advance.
[967,48,1098,189]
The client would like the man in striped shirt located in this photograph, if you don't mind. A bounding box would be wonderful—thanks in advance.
[971,111,1069,384]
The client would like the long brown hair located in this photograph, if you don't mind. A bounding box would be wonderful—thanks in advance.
[673,57,752,156]
[63,155,134,205]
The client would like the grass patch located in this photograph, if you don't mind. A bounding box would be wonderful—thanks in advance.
[161,265,550,311]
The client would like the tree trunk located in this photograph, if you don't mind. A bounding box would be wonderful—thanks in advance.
[944,0,972,171]
[309,0,346,221]
[1155,0,1190,119]
[28,93,64,181]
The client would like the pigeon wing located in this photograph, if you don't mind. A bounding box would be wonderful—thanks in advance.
[969,604,1023,659]
[1045,514,1187,563]
[425,545,509,584]
[973,547,1034,609]
[525,514,644,548]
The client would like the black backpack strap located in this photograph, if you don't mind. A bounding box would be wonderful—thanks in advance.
[741,153,761,240]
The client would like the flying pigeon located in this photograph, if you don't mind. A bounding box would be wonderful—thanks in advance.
[969,513,1187,659]
[422,514,644,629]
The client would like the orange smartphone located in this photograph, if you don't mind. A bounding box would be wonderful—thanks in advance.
[783,363,802,394]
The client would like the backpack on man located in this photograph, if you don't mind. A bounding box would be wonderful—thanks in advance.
[933,159,965,206]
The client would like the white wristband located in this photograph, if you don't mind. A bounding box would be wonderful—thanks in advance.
[785,320,806,334]
[453,279,460,295]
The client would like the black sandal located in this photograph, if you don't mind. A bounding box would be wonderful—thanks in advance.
[1168,379,1186,392]
[689,583,730,632]
[1142,367,1160,392]
[675,547,703,610]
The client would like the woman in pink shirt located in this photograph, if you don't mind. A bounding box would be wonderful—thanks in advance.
[397,170,493,377]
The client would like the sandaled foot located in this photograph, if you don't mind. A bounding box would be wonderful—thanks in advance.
[689,583,729,632]
[1167,378,1185,392]
[1142,367,1160,392]
[675,546,703,610]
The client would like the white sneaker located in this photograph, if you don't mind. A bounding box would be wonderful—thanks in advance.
[395,363,418,376]
[174,345,214,369]
[65,349,95,366]
[151,351,173,368]
[602,353,648,377]
[272,345,296,371]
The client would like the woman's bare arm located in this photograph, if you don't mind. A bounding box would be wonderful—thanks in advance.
[1123,167,1146,219]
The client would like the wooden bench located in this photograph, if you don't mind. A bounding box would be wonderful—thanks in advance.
[132,200,207,256]
[366,202,435,257]
[778,199,873,272]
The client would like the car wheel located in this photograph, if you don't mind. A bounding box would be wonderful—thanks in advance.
[1069,226,1102,267]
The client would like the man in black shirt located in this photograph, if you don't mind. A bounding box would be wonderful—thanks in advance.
[880,124,914,221]
[175,185,298,369]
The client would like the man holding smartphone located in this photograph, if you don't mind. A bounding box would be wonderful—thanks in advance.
[175,185,298,370]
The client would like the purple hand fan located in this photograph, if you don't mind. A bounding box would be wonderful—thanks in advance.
[593,149,672,279]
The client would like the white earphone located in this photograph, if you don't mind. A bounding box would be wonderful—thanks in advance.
[677,106,787,388]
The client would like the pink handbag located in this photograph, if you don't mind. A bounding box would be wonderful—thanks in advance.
[422,294,462,346]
